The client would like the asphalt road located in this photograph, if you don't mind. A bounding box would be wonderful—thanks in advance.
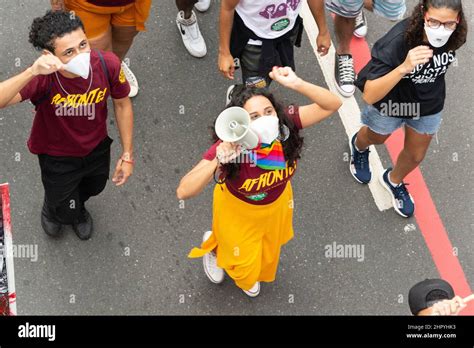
[0,0,472,315]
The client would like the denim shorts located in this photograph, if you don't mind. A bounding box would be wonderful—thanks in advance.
[361,105,442,136]
[325,0,406,20]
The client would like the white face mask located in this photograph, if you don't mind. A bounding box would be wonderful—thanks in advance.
[424,23,454,48]
[64,51,91,79]
[249,115,279,145]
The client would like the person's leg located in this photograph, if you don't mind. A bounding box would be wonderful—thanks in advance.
[355,125,391,150]
[389,126,433,185]
[88,28,113,52]
[110,0,152,60]
[79,136,112,204]
[175,0,206,58]
[325,0,363,96]
[349,105,402,184]
[378,125,431,218]
[334,14,355,55]
[72,137,112,240]
[364,0,374,11]
[378,113,440,218]
[176,0,198,19]
[110,1,151,97]
[38,154,85,236]
[240,44,268,86]
[111,25,138,61]
[64,0,113,51]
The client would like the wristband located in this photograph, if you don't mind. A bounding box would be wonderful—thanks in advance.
[121,157,135,165]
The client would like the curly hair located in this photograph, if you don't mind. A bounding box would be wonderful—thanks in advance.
[406,0,467,51]
[211,85,304,180]
[29,10,85,53]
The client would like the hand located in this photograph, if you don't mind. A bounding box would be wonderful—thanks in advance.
[50,0,66,11]
[400,45,433,75]
[218,52,235,80]
[30,54,66,76]
[269,66,301,89]
[431,296,467,316]
[216,142,241,164]
[112,156,134,186]
[316,30,331,56]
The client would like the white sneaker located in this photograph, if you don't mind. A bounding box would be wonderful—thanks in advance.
[121,61,139,98]
[176,10,207,58]
[194,0,211,12]
[202,231,224,284]
[354,11,368,38]
[243,282,260,297]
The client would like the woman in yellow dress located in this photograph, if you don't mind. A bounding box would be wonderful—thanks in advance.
[177,66,342,297]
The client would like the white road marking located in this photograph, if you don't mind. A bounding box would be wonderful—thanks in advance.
[301,1,393,211]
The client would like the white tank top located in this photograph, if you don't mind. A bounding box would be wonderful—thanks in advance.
[235,0,303,40]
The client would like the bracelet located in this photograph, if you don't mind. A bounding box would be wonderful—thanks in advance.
[121,157,135,165]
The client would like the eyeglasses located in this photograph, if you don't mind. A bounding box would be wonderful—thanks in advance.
[425,15,459,31]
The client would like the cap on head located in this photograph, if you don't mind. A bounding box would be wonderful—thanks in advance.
[408,278,455,315]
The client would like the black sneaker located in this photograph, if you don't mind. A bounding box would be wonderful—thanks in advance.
[41,211,63,238]
[72,207,93,240]
[379,168,415,218]
[354,11,368,38]
[349,132,372,184]
[335,53,356,97]
[41,204,62,238]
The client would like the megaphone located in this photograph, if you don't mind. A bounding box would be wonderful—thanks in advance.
[215,107,259,150]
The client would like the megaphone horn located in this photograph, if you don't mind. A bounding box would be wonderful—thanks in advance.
[215,107,259,150]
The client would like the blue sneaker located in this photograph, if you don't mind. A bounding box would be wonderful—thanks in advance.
[349,132,371,184]
[379,168,415,218]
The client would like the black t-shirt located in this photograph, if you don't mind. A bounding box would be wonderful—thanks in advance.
[356,19,456,118]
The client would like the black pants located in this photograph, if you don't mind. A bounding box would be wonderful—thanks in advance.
[38,136,113,225]
[240,27,300,87]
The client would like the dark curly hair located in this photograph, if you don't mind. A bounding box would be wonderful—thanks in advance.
[211,85,304,180]
[29,10,85,53]
[406,0,467,51]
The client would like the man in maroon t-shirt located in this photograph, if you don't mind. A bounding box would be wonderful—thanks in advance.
[0,11,134,241]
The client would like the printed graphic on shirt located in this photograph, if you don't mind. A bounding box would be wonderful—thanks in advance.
[51,88,107,107]
[404,51,456,84]
[119,68,127,84]
[238,162,296,201]
[51,88,108,121]
[259,0,301,31]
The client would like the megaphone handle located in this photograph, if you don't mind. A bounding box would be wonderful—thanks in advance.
[463,294,474,303]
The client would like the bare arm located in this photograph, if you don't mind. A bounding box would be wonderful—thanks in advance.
[177,159,219,200]
[112,96,134,186]
[269,67,342,128]
[0,69,34,108]
[307,0,331,56]
[363,45,433,105]
[177,142,241,200]
[0,54,66,108]
[296,80,342,128]
[218,0,240,79]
